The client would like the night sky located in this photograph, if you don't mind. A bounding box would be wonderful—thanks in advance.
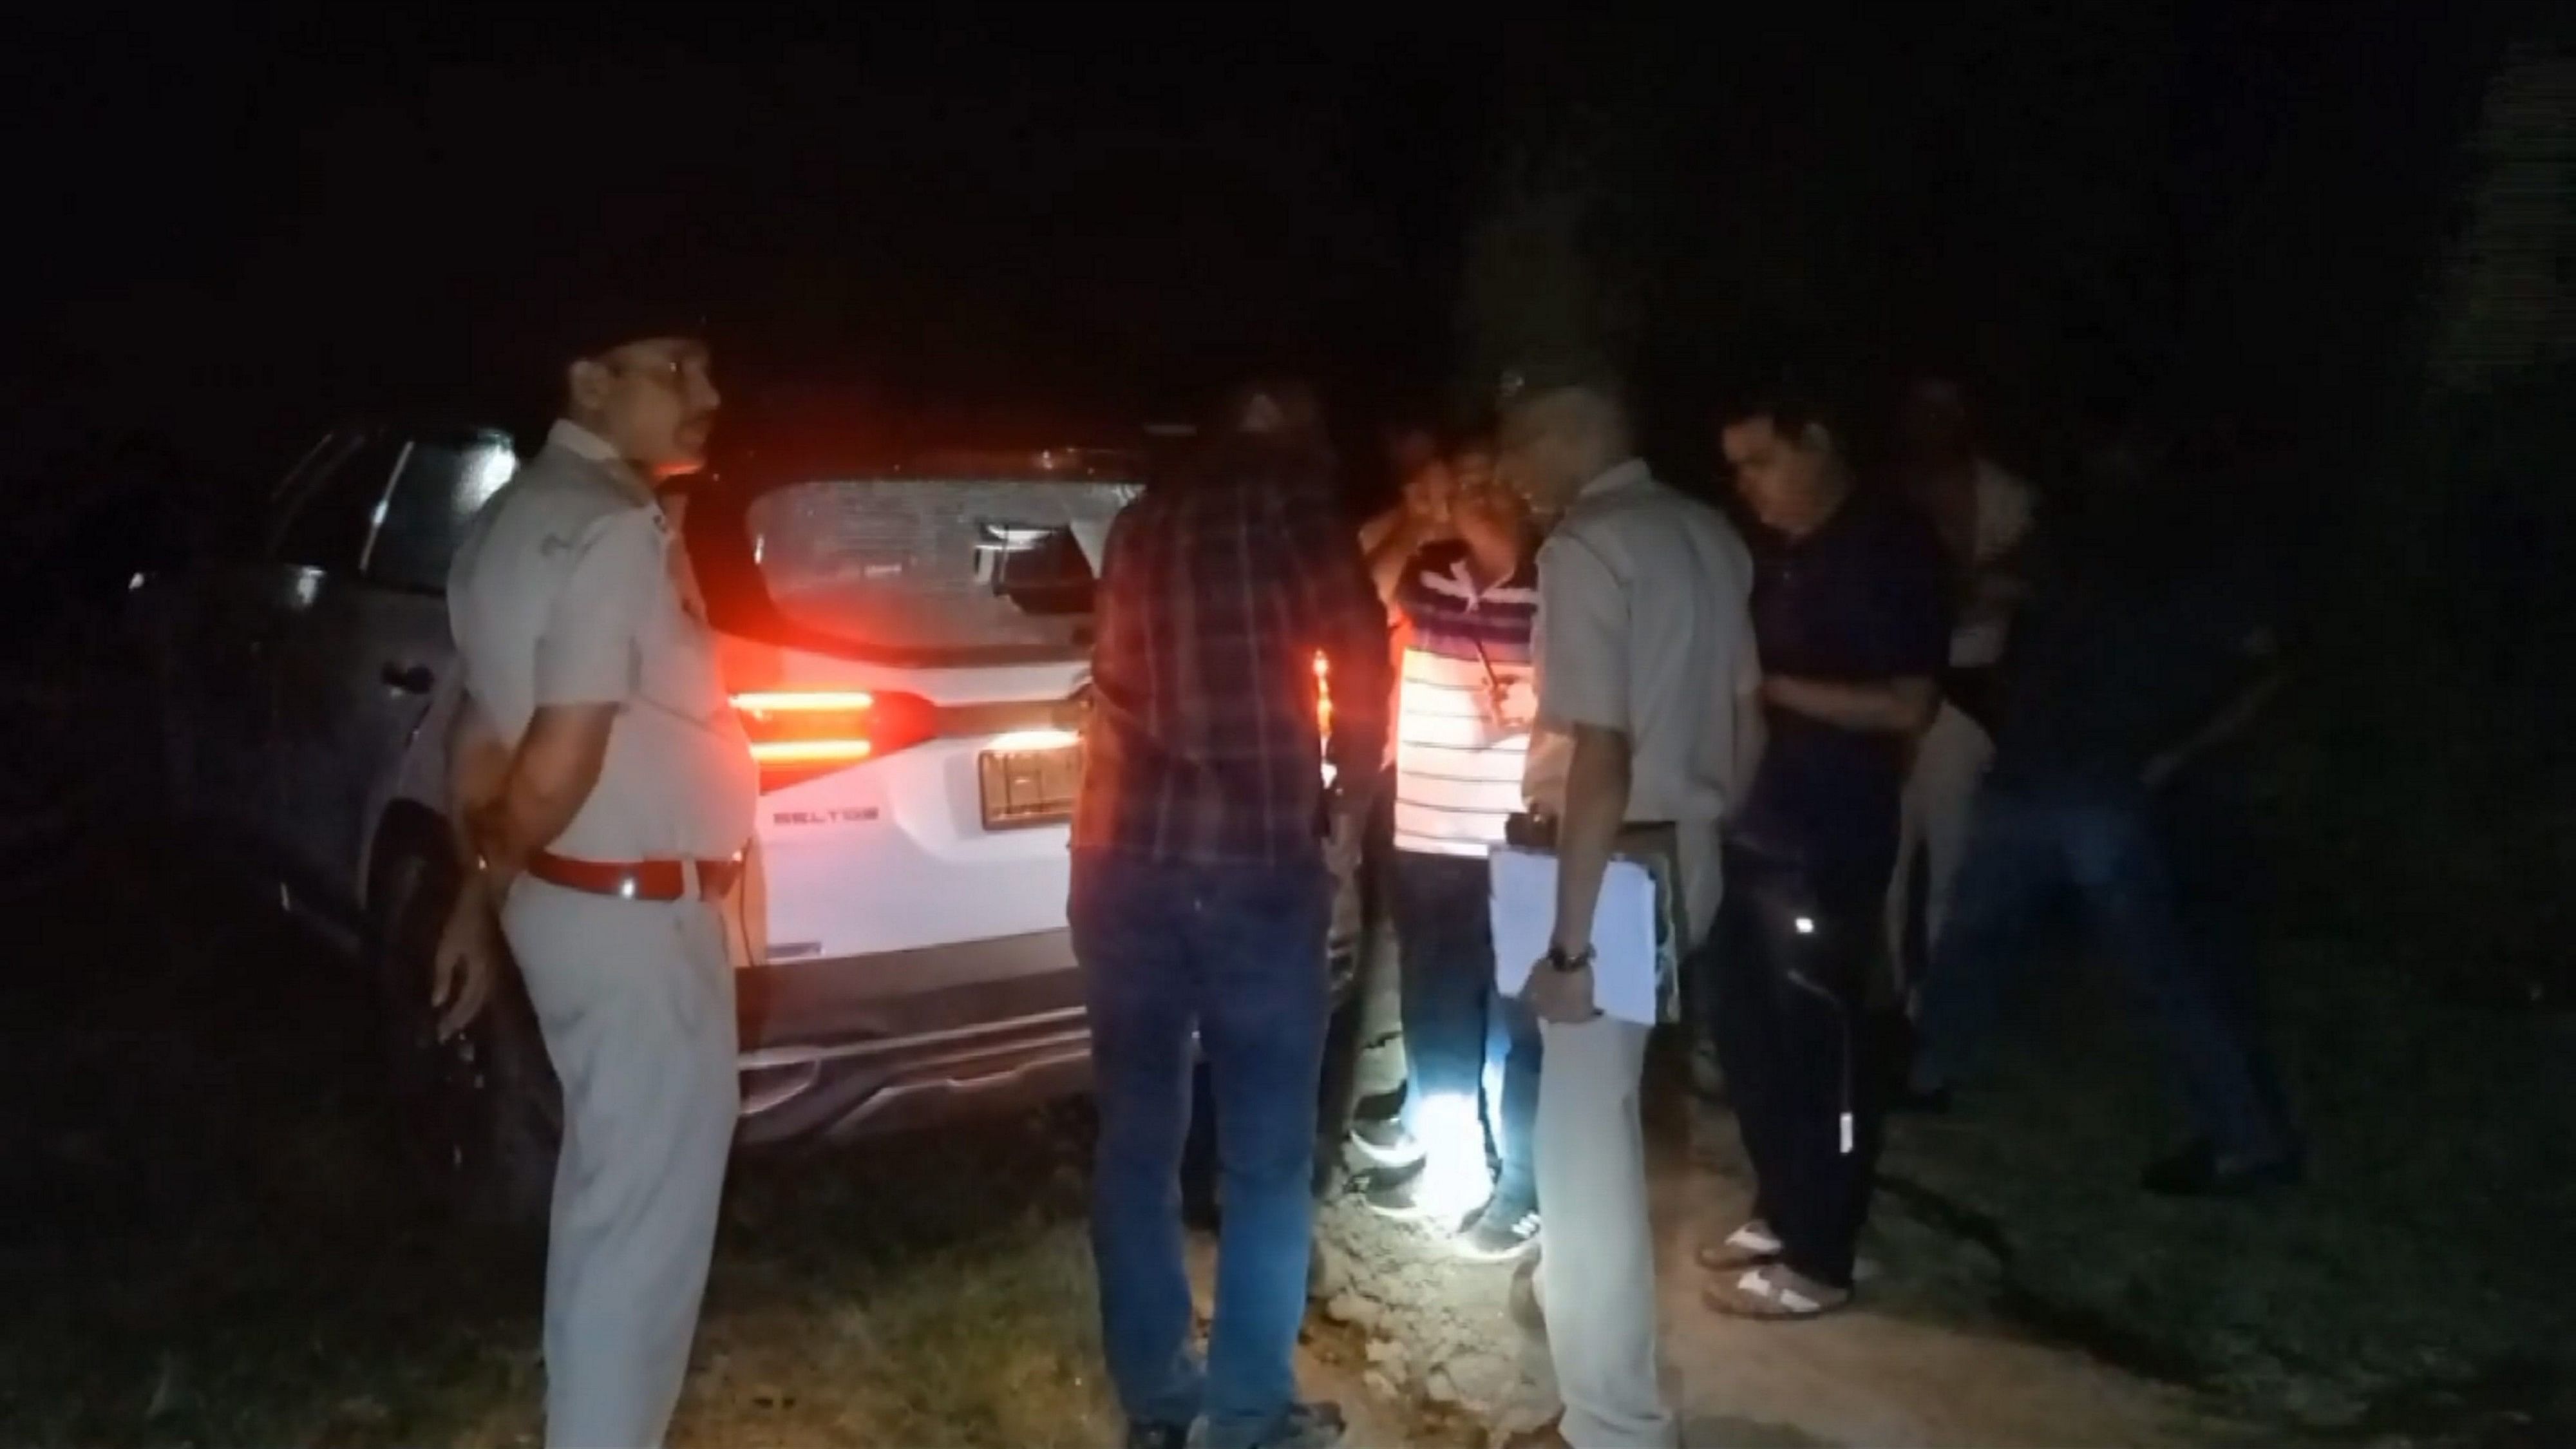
[6,2,2511,601]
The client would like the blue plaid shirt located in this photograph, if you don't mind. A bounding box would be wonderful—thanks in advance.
[1074,437,1391,868]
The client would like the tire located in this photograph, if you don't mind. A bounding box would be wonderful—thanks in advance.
[374,843,562,1228]
[0,746,74,884]
[0,667,84,883]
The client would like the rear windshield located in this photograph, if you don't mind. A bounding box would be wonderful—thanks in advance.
[737,475,1141,660]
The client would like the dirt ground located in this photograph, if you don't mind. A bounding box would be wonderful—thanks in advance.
[4,805,2565,1447]
[1309,1174,2204,1449]
[1301,837,2576,1449]
[1306,1004,2210,1449]
[1293,933,2219,1449]
[0,839,2192,1449]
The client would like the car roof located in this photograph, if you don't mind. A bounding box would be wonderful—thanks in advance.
[756,446,1144,481]
[305,414,1191,486]
[305,416,519,451]
[707,437,1181,493]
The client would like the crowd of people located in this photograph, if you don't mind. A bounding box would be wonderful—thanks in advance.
[429,307,2298,1449]
[1075,361,2302,1449]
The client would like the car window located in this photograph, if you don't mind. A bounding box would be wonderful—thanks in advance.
[728,474,1138,661]
[272,433,402,573]
[365,434,517,592]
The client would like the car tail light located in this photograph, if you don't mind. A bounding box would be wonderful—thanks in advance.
[732,689,938,793]
[1314,651,1331,736]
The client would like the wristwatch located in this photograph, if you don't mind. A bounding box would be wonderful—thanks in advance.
[1545,942,1595,974]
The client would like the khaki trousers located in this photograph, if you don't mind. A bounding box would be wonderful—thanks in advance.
[1530,824,1719,1449]
[1535,1016,1669,1448]
[502,878,740,1449]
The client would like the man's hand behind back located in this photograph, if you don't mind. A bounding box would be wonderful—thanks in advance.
[430,878,502,1039]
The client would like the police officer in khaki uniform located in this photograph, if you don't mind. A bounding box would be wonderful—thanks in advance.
[431,308,753,1448]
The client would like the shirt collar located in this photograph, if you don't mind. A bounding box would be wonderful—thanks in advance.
[1794,480,1863,545]
[1577,457,1653,501]
[546,419,656,504]
[1439,545,1537,600]
[548,418,619,462]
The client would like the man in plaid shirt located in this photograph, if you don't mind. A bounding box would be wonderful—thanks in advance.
[1072,380,1390,1449]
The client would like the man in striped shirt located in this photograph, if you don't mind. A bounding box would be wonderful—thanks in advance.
[1352,433,1547,1261]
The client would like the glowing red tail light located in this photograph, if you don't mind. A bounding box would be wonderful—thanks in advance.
[732,689,939,793]
[1314,651,1331,735]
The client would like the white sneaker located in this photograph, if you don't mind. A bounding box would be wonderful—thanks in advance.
[1454,1200,1542,1262]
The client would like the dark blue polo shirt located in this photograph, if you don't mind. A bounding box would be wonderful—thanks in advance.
[1731,491,1950,866]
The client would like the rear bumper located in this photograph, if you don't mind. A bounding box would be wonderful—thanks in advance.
[730,922,1363,1148]
[732,929,1092,1146]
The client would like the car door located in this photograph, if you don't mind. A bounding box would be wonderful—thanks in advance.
[267,427,516,916]
[154,429,369,842]
[236,428,408,894]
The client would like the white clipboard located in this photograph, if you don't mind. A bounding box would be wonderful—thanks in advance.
[1490,848,1664,1027]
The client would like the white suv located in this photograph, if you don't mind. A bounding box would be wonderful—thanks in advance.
[692,447,1142,1144]
[131,422,1362,1221]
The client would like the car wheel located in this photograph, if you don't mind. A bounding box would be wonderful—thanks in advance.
[0,711,75,882]
[73,616,173,833]
[374,844,562,1228]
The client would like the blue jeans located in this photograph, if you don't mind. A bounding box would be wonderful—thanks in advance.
[1914,777,2293,1163]
[1392,849,1541,1212]
[1070,851,1332,1448]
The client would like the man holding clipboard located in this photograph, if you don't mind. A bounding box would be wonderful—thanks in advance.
[1492,360,1761,1449]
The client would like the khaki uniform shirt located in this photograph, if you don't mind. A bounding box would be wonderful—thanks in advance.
[1522,459,1758,943]
[447,421,756,864]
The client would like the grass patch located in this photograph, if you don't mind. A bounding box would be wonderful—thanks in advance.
[0,852,1124,1449]
[1875,685,2576,1444]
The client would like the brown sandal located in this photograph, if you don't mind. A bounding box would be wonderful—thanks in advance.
[1692,1220,1783,1274]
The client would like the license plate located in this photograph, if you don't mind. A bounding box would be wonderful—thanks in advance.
[978,743,1082,829]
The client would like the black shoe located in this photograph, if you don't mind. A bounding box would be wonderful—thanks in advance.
[1689,1039,1727,1103]
[1126,1420,1191,1449]
[1249,1400,1347,1449]
[1347,1115,1423,1169]
[1353,1084,1407,1124]
[2140,1140,2305,1198]
[1354,1160,1444,1220]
